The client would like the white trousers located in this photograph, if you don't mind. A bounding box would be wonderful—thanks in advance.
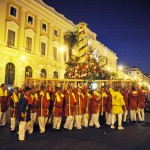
[30,112,37,133]
[18,121,32,141]
[130,110,137,121]
[74,115,83,129]
[112,113,123,127]
[64,116,74,130]
[137,108,145,121]
[53,117,62,129]
[123,110,128,122]
[38,116,48,133]
[82,114,89,127]
[106,113,112,125]
[0,112,6,126]
[10,118,16,131]
[89,113,100,128]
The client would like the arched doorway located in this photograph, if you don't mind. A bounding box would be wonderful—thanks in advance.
[5,62,15,86]
[53,71,58,79]
[25,66,32,78]
[40,69,47,78]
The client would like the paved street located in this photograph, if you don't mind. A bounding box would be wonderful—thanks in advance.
[0,112,150,150]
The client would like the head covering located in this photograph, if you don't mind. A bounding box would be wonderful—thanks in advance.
[132,86,136,91]
[14,87,19,90]
[56,87,61,91]
[24,86,31,92]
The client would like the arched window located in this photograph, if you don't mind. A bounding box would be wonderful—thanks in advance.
[40,69,47,78]
[53,71,58,79]
[5,62,15,86]
[25,66,32,78]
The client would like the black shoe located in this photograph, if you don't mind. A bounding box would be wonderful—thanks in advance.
[63,128,68,131]
[18,139,26,143]
[52,129,57,133]
[11,130,16,133]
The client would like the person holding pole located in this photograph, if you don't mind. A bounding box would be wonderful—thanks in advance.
[110,86,126,130]
[18,86,32,142]
[37,86,50,133]
[89,82,101,128]
[63,82,76,131]
[0,83,8,127]
[137,87,146,122]
[9,87,20,132]
[129,86,138,123]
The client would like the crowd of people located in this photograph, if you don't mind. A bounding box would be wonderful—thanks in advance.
[0,81,149,142]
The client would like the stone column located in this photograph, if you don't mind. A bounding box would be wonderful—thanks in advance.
[34,16,41,55]
[47,23,54,59]
[59,29,65,62]
[19,8,27,50]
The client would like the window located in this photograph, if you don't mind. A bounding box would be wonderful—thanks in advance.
[42,23,47,31]
[5,62,15,86]
[41,42,46,55]
[53,71,58,79]
[54,29,58,37]
[40,69,47,78]
[7,30,15,47]
[53,47,57,60]
[25,66,32,78]
[28,15,33,25]
[26,36,32,52]
[10,6,17,17]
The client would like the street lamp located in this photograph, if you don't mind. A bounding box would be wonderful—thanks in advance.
[59,46,66,52]
[118,65,123,71]
[21,55,26,61]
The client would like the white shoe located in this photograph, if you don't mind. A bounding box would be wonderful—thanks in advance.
[118,126,124,130]
[111,125,115,129]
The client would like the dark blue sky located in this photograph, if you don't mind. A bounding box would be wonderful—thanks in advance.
[43,0,150,74]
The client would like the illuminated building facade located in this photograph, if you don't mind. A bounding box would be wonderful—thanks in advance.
[0,0,117,87]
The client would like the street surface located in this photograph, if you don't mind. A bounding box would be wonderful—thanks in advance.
[0,112,150,150]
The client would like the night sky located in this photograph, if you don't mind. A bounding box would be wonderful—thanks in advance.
[43,0,150,74]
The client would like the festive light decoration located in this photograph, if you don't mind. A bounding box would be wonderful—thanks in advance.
[64,22,113,80]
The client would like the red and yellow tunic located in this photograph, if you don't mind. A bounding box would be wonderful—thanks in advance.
[37,91,50,117]
[129,91,138,110]
[90,91,101,114]
[53,92,64,117]
[9,93,20,118]
[64,90,76,116]
[99,92,108,113]
[138,90,146,109]
[106,91,112,113]
[31,93,38,113]
[0,88,8,112]
[74,91,85,115]
[121,90,129,110]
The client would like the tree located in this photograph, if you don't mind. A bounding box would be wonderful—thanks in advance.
[64,30,78,61]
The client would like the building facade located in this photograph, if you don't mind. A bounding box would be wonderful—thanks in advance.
[123,66,150,88]
[0,0,117,87]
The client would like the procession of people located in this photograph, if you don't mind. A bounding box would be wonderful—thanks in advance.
[0,80,149,142]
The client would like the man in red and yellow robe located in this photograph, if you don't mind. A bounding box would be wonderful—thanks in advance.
[37,87,50,133]
[64,83,76,131]
[52,87,64,131]
[121,87,129,122]
[0,84,8,127]
[89,88,101,128]
[74,85,85,129]
[137,87,146,122]
[129,87,138,122]
[9,87,20,132]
